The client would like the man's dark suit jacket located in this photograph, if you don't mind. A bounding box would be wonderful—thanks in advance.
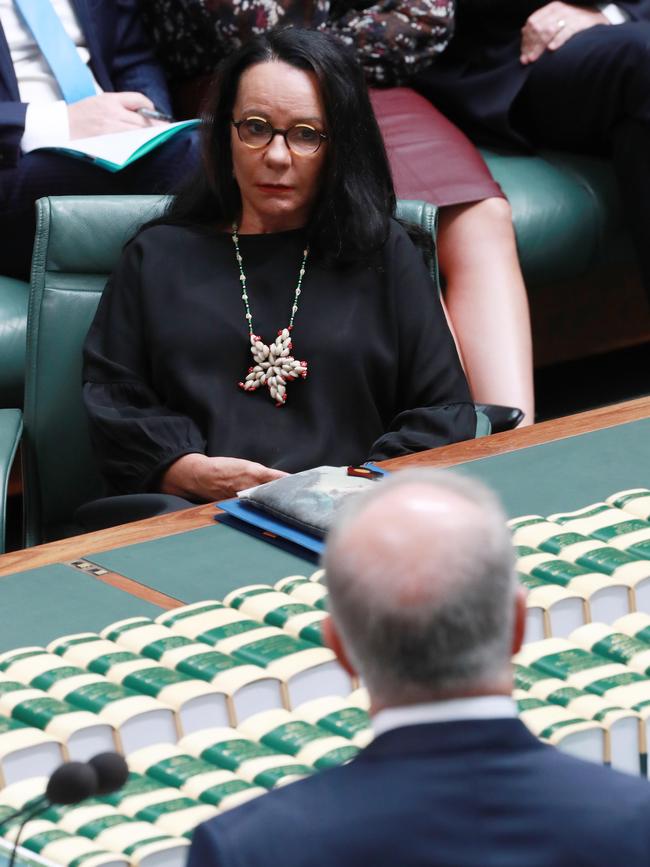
[0,0,172,168]
[187,718,650,866]
[414,0,650,148]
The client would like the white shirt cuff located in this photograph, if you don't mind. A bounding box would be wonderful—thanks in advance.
[598,3,628,24]
[21,101,70,153]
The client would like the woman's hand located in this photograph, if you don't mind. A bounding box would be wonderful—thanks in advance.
[520,2,608,65]
[161,453,288,501]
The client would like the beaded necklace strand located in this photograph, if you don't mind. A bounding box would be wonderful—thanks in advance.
[231,223,309,407]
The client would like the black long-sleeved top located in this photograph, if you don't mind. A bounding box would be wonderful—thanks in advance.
[83,220,475,495]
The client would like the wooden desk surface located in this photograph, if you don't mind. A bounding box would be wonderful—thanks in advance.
[383,395,650,471]
[1,395,648,594]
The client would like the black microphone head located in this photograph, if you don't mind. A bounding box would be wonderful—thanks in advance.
[46,761,99,805]
[88,752,129,796]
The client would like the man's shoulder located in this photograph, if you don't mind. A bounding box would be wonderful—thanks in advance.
[522,746,650,861]
[187,723,650,866]
[224,756,364,822]
[538,741,650,793]
[544,742,650,807]
[188,760,375,866]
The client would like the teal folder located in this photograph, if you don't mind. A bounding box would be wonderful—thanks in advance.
[27,119,199,172]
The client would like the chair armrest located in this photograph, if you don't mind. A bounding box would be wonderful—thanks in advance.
[475,403,525,435]
[0,275,29,408]
[0,409,23,554]
[474,408,492,439]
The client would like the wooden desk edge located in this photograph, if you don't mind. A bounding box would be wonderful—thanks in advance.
[381,396,650,470]
[0,503,218,580]
[1,396,648,590]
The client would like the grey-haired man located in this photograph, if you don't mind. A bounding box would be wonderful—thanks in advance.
[188,469,650,867]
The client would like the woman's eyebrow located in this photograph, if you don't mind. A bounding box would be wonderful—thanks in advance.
[239,108,324,125]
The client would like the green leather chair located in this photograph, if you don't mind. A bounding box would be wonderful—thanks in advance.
[481,150,623,287]
[0,194,488,553]
[0,195,167,551]
[0,276,28,409]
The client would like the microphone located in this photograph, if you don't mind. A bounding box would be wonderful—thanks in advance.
[3,753,128,867]
[46,760,100,805]
[88,752,129,796]
[5,760,100,867]
[0,761,100,831]
[0,751,128,831]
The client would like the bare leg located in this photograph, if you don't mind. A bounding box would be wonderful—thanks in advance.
[437,197,534,425]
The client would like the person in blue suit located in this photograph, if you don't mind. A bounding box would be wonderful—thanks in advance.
[0,0,199,280]
[187,469,650,867]
[413,0,650,300]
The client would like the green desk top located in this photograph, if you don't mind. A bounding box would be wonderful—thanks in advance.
[71,416,650,602]
[0,563,162,653]
[87,522,315,604]
[3,416,649,635]
[451,415,650,518]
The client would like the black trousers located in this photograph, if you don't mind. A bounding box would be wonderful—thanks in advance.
[0,127,200,281]
[512,21,650,296]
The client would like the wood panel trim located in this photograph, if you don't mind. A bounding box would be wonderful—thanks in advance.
[68,558,183,610]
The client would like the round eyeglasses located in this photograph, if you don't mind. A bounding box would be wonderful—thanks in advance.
[232,117,328,155]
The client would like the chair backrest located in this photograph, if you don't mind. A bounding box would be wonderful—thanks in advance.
[24,196,168,545]
[23,196,439,546]
[395,199,440,288]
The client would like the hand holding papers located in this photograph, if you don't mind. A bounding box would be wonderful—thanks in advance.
[23,120,199,172]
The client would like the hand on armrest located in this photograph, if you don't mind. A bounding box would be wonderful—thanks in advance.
[160,453,287,501]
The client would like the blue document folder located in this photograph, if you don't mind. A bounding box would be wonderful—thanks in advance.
[215,463,388,557]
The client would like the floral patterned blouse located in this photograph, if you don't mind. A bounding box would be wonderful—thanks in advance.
[140,0,454,86]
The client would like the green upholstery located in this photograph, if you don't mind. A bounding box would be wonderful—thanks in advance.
[395,198,440,287]
[2,194,457,550]
[21,196,169,547]
[0,408,22,552]
[0,275,28,408]
[482,150,631,288]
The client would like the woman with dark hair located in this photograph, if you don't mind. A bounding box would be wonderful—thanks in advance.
[166,27,395,265]
[82,29,476,506]
[141,0,535,425]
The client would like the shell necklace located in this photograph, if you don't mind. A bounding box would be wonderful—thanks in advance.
[232,223,309,407]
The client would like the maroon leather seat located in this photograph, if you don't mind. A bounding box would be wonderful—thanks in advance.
[369,87,502,205]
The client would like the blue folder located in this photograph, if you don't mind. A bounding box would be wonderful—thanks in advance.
[215,463,388,557]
